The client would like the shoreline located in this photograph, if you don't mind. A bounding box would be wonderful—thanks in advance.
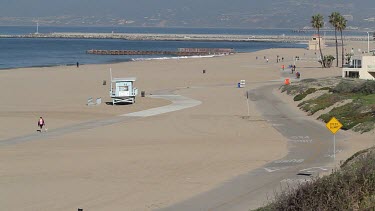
[0,54,226,71]
[0,37,307,70]
[0,58,134,71]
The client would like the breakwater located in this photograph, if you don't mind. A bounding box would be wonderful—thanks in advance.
[0,32,370,42]
[86,48,235,56]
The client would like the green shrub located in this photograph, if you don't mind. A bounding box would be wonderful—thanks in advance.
[301,78,317,83]
[341,147,373,168]
[359,94,375,105]
[353,121,375,134]
[293,88,317,101]
[300,93,345,114]
[256,149,375,211]
[319,87,333,92]
[319,55,336,68]
[333,80,357,93]
[333,80,375,94]
[294,93,306,101]
[305,88,317,94]
[285,79,374,133]
[353,81,375,94]
[318,97,375,133]
[281,84,304,95]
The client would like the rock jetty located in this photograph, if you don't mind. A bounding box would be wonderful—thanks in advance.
[0,32,370,42]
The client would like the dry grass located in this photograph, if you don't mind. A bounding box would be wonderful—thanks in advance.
[255,148,375,211]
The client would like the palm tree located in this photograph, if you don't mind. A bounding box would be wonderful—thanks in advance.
[337,15,347,67]
[329,12,340,67]
[311,14,325,67]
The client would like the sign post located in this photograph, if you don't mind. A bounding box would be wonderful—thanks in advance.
[246,91,250,117]
[326,117,343,160]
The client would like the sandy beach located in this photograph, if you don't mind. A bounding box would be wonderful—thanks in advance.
[0,40,374,210]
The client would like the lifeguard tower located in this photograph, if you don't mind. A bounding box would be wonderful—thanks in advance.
[109,69,138,105]
[308,34,325,51]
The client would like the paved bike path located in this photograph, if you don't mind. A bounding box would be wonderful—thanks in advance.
[159,83,346,211]
[0,94,201,146]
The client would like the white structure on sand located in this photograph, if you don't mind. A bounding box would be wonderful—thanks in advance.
[342,55,375,80]
[308,34,325,51]
[109,69,138,105]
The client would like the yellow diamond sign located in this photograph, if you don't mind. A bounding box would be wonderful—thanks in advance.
[326,117,343,134]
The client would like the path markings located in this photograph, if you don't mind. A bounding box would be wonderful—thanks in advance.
[326,117,343,160]
[324,149,343,158]
[281,178,312,183]
[264,167,280,173]
[264,166,290,173]
[274,159,304,164]
[289,136,313,143]
[299,167,328,173]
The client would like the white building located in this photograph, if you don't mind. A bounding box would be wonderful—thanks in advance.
[342,56,375,80]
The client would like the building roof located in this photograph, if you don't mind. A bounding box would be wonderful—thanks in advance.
[112,77,136,82]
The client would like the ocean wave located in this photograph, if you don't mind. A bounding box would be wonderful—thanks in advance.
[131,54,223,62]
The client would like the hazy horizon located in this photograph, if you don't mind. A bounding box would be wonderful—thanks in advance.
[1,0,375,28]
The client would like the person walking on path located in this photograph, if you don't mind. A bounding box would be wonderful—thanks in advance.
[291,65,296,74]
[296,72,301,79]
[37,117,45,132]
[76,62,79,68]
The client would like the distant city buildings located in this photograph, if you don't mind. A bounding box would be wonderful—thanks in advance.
[343,15,354,21]
[0,11,374,29]
[364,17,375,22]
[0,16,136,26]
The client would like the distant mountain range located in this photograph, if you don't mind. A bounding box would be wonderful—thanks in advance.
[0,0,374,29]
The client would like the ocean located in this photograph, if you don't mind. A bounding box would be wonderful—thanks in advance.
[0,26,315,69]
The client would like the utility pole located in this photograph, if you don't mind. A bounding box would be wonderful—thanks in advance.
[366,32,370,53]
[36,21,39,34]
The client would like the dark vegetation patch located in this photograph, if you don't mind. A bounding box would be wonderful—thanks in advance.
[281,84,306,95]
[300,78,318,83]
[319,96,375,133]
[255,148,375,211]
[293,88,317,101]
[298,93,346,114]
[319,86,333,92]
[333,80,375,94]
[256,79,375,210]
[282,78,375,133]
